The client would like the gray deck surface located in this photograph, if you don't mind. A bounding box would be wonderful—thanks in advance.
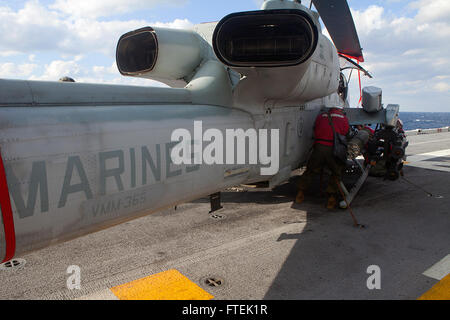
[0,132,449,300]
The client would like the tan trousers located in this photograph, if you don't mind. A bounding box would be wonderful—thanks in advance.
[297,144,345,195]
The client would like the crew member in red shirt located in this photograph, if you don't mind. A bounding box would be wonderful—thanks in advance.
[296,104,350,209]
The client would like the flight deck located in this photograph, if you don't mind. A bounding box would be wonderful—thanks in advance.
[0,130,449,300]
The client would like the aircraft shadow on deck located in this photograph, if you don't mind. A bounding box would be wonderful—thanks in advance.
[192,166,449,299]
[263,166,450,299]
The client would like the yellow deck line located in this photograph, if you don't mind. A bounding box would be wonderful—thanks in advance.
[418,273,450,300]
[110,269,214,300]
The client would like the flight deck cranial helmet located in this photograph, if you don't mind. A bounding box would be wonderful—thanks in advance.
[59,76,75,82]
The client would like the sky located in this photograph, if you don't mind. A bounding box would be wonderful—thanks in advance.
[0,0,449,112]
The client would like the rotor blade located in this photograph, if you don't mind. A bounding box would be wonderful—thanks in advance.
[312,0,364,62]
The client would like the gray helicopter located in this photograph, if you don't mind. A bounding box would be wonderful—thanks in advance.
[0,0,407,263]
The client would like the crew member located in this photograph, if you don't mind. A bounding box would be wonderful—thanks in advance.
[296,104,350,209]
[357,124,375,137]
[59,76,75,82]
[396,119,406,137]
[355,124,375,164]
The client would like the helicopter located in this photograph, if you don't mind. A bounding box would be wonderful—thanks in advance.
[0,0,406,263]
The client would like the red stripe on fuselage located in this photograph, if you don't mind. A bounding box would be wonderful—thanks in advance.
[0,148,16,263]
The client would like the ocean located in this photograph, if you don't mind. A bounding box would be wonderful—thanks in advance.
[399,112,450,131]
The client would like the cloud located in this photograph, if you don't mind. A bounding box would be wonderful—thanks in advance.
[50,0,187,19]
[0,1,68,53]
[92,63,118,76]
[253,0,265,8]
[0,0,448,110]
[410,0,450,23]
[343,1,450,110]
[351,5,385,36]
[0,62,38,78]
[433,82,450,92]
[0,51,22,57]
[0,0,193,86]
[29,58,82,81]
[63,18,193,57]
[23,56,167,87]
[0,1,193,58]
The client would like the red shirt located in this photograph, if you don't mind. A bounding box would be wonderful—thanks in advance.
[314,108,349,147]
